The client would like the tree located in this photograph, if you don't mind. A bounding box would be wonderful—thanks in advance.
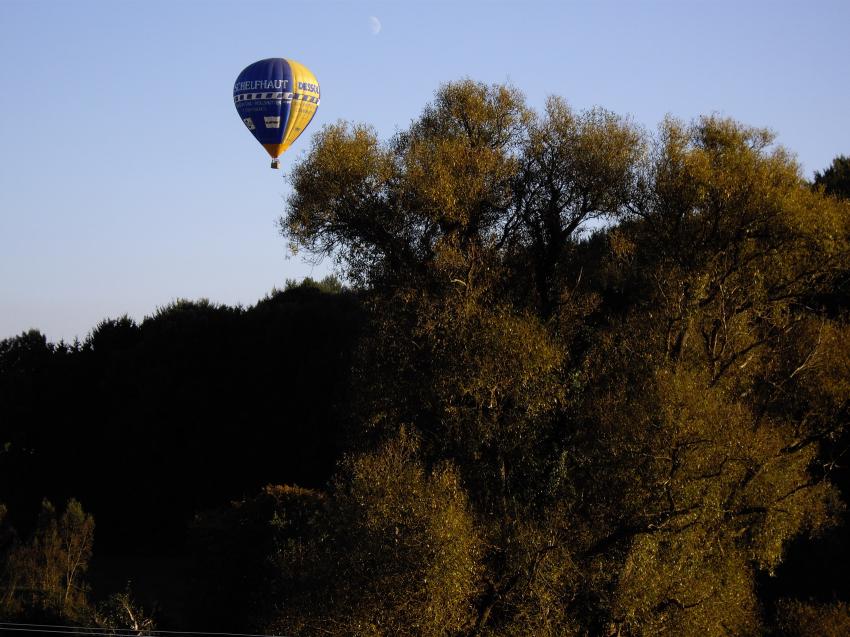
[814,154,850,200]
[555,116,849,635]
[279,80,850,635]
[0,503,20,617]
[2,499,94,621]
[94,584,156,635]
[267,431,481,637]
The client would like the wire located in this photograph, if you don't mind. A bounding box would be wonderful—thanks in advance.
[0,621,289,637]
[0,628,124,636]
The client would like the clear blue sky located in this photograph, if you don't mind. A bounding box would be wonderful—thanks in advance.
[1,0,848,342]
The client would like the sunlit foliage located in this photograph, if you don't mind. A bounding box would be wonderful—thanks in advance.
[1,80,848,635]
[276,80,850,635]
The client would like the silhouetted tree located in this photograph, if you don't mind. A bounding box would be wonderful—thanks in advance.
[814,154,850,199]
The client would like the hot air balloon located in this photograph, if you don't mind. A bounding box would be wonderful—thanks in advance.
[233,58,320,169]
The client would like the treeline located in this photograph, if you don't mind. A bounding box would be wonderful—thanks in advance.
[2,83,850,635]
[0,278,363,627]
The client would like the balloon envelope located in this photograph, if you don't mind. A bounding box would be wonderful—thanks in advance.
[233,58,320,160]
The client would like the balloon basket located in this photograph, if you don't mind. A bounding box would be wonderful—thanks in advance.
[271,159,281,169]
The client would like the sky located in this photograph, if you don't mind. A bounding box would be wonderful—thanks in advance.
[1,0,849,342]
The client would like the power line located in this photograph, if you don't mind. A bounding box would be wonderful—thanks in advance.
[0,621,289,637]
[0,627,121,636]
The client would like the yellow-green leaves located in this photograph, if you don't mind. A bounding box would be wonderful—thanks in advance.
[271,432,480,637]
[274,80,850,636]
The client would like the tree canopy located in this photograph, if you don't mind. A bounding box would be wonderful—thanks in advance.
[275,80,850,636]
[2,82,849,635]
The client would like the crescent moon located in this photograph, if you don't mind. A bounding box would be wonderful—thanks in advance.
[369,16,382,35]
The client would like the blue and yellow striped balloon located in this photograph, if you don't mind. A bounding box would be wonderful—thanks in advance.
[233,58,320,168]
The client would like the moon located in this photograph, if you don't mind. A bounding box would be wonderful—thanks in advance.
[369,16,382,35]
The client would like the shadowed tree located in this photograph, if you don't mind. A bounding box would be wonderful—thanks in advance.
[773,600,850,637]
[814,154,850,200]
[1,499,94,621]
